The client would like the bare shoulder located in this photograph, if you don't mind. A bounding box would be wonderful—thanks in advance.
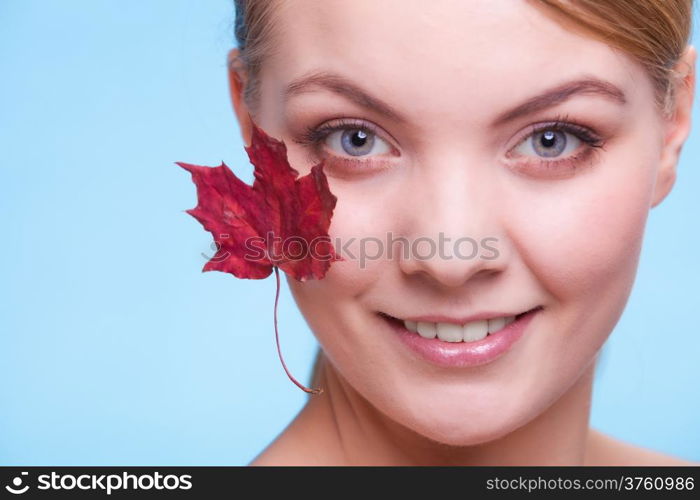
[248,437,340,466]
[586,428,698,466]
[248,445,292,466]
[246,428,319,466]
[246,410,341,466]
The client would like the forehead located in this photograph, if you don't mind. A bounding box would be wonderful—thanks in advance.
[264,0,647,123]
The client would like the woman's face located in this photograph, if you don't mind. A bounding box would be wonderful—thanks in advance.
[239,0,685,445]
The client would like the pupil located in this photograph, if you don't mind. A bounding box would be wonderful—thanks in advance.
[341,128,375,156]
[531,129,566,158]
[352,130,368,146]
[541,130,556,148]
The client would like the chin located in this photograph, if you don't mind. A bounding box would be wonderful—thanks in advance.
[383,388,534,447]
[407,411,525,447]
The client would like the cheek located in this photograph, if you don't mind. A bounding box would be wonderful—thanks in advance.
[519,172,651,297]
[286,178,402,358]
[304,176,406,285]
[505,152,657,337]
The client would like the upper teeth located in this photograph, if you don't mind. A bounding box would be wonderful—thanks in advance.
[403,316,516,342]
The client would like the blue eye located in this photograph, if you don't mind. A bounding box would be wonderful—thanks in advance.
[326,127,391,157]
[510,114,605,164]
[535,130,567,157]
[505,117,607,178]
[517,128,581,159]
[292,118,399,175]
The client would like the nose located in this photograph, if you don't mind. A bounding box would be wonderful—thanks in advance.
[397,153,509,288]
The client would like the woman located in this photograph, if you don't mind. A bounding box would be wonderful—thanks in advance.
[227,0,697,465]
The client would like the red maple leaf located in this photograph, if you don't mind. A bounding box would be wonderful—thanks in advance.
[177,122,343,394]
[177,122,342,281]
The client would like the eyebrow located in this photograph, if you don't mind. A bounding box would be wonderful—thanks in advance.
[284,70,627,127]
[490,76,627,127]
[284,70,408,123]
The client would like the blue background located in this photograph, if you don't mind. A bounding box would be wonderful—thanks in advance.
[1,1,698,465]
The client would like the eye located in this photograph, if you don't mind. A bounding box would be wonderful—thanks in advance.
[506,115,606,177]
[292,118,395,165]
[323,126,391,157]
[290,118,399,176]
[514,126,589,160]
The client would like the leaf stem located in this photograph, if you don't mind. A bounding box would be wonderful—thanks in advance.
[273,266,323,395]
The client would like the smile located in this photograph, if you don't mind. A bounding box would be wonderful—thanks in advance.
[379,306,543,367]
[403,315,518,343]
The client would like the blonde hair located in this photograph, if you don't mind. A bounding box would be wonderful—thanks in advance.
[231,0,280,118]
[230,0,695,387]
[232,0,694,118]
[533,0,694,117]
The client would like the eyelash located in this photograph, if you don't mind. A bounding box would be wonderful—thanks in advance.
[292,113,607,174]
[510,112,607,174]
[293,118,391,167]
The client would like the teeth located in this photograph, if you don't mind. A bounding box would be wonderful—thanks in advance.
[416,321,437,339]
[463,320,488,342]
[402,315,517,343]
[437,322,463,342]
[487,316,506,334]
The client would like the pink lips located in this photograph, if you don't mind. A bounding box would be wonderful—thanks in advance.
[381,307,541,368]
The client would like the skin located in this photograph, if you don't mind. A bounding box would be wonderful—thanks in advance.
[227,0,697,465]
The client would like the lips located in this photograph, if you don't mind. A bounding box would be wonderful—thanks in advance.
[379,306,542,367]
[380,309,535,343]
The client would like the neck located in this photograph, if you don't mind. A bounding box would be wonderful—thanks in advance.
[287,355,597,465]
